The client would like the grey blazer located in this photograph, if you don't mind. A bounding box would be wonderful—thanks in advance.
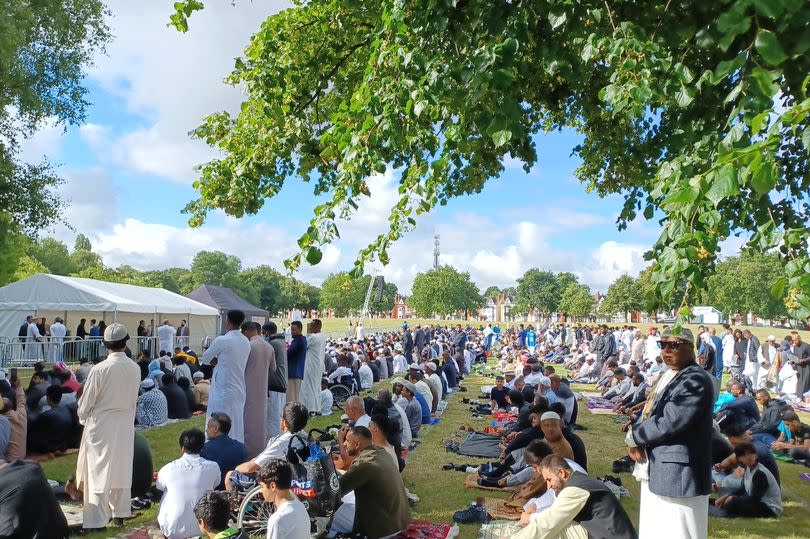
[631,363,714,497]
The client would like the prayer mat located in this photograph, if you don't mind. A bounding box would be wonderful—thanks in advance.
[60,503,83,528]
[481,385,494,394]
[773,452,794,462]
[479,497,521,520]
[136,418,181,430]
[800,473,810,483]
[579,391,604,399]
[391,521,457,539]
[464,473,518,493]
[588,407,617,415]
[478,520,524,539]
[453,433,502,458]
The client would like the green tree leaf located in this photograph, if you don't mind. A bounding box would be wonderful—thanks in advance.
[705,165,739,206]
[755,30,788,66]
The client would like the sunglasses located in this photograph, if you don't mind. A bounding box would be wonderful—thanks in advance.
[661,341,688,350]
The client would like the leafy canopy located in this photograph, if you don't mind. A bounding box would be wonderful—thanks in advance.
[514,268,571,315]
[599,274,642,319]
[409,265,482,317]
[558,282,594,319]
[0,0,109,234]
[177,0,810,322]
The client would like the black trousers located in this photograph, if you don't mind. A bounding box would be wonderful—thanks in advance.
[723,496,775,518]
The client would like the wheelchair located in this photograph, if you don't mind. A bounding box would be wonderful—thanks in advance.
[235,427,341,537]
[328,374,359,410]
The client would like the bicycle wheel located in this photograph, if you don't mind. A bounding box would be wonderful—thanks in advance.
[330,384,351,409]
[237,486,274,537]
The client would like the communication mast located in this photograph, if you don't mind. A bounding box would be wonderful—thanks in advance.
[433,233,440,269]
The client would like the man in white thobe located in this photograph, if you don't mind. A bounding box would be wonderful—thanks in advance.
[157,319,176,355]
[721,325,736,370]
[300,319,325,414]
[25,318,43,361]
[49,317,67,362]
[201,310,250,443]
[76,323,140,532]
[643,329,661,362]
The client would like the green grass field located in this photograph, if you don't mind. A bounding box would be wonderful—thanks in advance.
[40,346,810,538]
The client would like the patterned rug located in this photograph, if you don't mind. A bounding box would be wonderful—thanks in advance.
[478,520,523,539]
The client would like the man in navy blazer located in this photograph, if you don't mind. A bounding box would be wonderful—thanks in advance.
[625,327,714,539]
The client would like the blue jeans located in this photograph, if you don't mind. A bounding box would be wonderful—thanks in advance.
[752,433,776,447]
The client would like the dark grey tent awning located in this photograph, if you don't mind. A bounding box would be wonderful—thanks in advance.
[186,284,269,334]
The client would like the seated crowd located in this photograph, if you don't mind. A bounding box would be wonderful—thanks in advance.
[0,316,805,539]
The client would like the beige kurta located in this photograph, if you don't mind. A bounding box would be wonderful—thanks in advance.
[76,351,140,494]
[244,335,275,458]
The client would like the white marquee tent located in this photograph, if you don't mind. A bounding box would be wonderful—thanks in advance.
[0,273,219,343]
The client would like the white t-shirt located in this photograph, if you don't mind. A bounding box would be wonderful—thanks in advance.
[353,414,371,429]
[156,454,220,538]
[266,498,310,539]
[254,431,305,467]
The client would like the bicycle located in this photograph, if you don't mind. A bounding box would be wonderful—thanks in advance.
[235,426,342,537]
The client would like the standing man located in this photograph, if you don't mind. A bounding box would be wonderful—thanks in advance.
[525,325,537,355]
[301,320,325,414]
[75,323,140,533]
[25,316,43,361]
[241,322,275,458]
[177,319,189,348]
[157,319,176,356]
[49,317,67,362]
[414,325,427,358]
[263,322,288,438]
[286,321,307,403]
[625,327,714,539]
[201,310,251,443]
[401,326,414,364]
[790,332,810,396]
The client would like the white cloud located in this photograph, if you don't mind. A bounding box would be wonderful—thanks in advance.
[17,116,64,164]
[43,167,120,243]
[91,216,341,283]
[579,241,649,291]
[81,1,291,183]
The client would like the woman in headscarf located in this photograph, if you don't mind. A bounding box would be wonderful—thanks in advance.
[148,360,163,387]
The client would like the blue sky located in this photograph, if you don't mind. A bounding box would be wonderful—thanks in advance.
[20,1,682,294]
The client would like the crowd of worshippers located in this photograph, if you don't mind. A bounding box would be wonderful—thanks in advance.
[0,313,493,538]
[438,323,805,539]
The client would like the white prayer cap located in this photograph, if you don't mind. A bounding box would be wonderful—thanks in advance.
[537,375,551,387]
[540,411,561,421]
[192,371,204,379]
[104,322,129,342]
[767,335,776,341]
[140,379,155,389]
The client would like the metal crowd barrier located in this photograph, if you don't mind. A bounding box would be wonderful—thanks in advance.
[0,335,204,367]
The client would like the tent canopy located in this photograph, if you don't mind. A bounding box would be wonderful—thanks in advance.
[0,273,219,339]
[186,284,269,334]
